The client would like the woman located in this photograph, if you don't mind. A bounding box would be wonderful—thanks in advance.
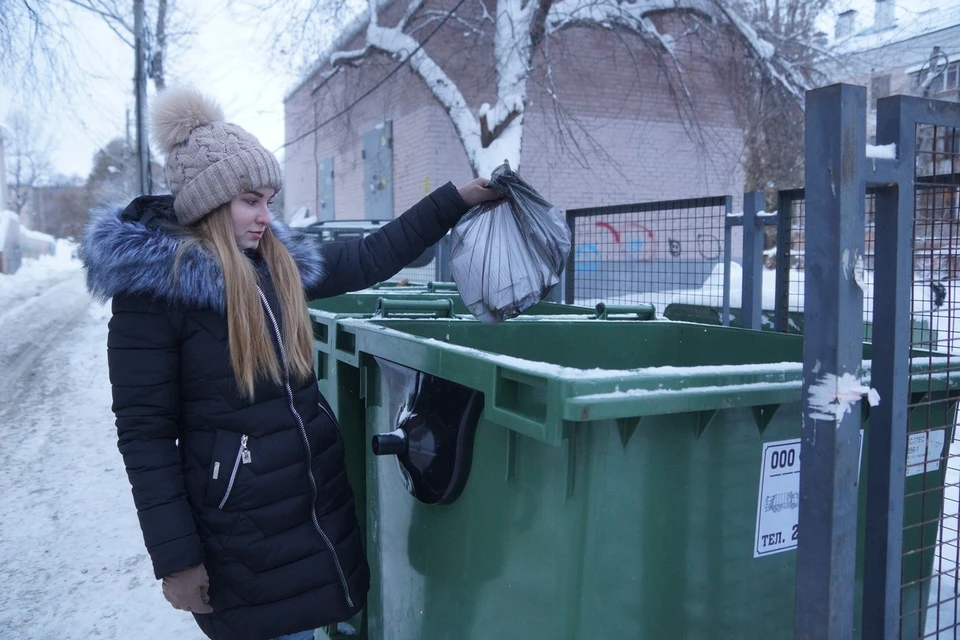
[79,86,497,640]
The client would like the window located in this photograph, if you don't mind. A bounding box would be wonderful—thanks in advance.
[945,62,960,92]
[914,61,960,96]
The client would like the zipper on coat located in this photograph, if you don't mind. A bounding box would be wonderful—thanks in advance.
[218,434,249,510]
[257,287,354,609]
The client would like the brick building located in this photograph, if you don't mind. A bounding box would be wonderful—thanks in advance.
[281,3,749,225]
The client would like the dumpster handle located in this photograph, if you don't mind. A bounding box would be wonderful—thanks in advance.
[595,302,656,320]
[426,281,459,293]
[376,297,456,318]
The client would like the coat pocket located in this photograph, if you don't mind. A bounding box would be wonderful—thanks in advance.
[205,430,251,510]
[318,397,343,438]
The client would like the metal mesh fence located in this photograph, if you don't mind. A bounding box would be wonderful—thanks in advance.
[903,122,960,640]
[564,197,731,312]
[775,190,805,328]
[775,190,877,333]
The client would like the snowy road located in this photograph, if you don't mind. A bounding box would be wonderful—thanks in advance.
[0,260,204,639]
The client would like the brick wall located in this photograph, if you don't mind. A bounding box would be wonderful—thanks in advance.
[283,5,746,221]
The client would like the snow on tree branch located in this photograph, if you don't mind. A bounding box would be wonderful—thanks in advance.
[361,0,485,170]
[329,45,370,66]
[711,1,808,105]
[304,0,814,177]
[546,0,808,106]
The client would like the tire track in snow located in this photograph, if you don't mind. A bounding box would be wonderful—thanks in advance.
[0,293,204,639]
[0,270,91,407]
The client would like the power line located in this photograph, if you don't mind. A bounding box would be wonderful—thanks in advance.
[276,0,471,153]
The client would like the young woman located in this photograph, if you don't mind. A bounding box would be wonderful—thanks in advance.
[80,86,497,640]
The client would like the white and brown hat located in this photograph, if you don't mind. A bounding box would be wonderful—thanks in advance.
[150,86,282,226]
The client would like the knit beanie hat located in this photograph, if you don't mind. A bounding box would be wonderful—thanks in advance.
[150,86,283,226]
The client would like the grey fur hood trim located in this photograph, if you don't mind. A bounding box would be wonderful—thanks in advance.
[79,195,326,312]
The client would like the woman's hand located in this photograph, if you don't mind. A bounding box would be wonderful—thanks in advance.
[457,178,501,208]
[161,563,214,613]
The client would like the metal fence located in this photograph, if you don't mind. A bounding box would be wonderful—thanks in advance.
[773,190,881,333]
[902,121,960,640]
[770,156,960,640]
[782,87,960,640]
[563,196,733,313]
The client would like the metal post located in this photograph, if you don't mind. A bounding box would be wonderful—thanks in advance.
[742,191,764,329]
[722,196,733,326]
[794,84,867,640]
[861,95,915,640]
[565,211,576,304]
[775,191,793,332]
[134,0,151,195]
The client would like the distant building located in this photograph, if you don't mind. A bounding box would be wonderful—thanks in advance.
[824,0,960,140]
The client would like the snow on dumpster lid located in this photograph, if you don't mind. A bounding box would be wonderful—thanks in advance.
[341,317,810,380]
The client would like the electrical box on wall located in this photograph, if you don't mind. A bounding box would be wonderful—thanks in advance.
[363,121,393,220]
[318,157,334,221]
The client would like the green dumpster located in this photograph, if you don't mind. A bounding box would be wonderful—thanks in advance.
[662,302,938,346]
[328,316,958,640]
[306,291,597,638]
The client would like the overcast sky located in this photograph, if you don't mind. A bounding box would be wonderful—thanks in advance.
[0,0,946,182]
[0,0,304,180]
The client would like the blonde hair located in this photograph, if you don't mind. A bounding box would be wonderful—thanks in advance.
[176,204,314,400]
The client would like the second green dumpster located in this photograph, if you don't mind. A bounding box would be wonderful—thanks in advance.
[333,316,957,640]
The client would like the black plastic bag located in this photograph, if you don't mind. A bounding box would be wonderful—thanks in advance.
[449,161,572,323]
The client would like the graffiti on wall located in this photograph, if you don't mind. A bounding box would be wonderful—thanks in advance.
[575,221,722,271]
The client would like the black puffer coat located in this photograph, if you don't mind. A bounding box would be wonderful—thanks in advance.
[80,183,470,640]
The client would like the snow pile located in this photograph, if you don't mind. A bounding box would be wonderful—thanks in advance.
[0,238,82,301]
[659,262,804,313]
[923,424,960,638]
[0,210,18,248]
[20,226,56,244]
[0,238,79,279]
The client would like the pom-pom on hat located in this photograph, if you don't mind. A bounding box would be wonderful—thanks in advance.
[150,86,282,226]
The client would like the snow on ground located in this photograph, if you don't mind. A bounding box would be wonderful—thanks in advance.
[0,250,205,639]
[0,250,334,640]
[926,434,960,638]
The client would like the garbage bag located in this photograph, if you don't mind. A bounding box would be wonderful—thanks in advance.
[449,161,572,323]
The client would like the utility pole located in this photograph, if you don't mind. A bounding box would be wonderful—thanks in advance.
[134,0,151,195]
[0,126,8,212]
[125,107,135,196]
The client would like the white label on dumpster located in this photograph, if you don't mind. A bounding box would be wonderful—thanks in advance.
[754,432,863,558]
[906,430,945,477]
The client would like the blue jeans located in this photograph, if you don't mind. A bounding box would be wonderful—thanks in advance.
[274,631,315,640]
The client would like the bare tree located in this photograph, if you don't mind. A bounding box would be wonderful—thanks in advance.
[728,0,830,210]
[264,0,824,178]
[3,110,54,217]
[63,0,188,90]
[0,0,188,99]
[0,1,74,99]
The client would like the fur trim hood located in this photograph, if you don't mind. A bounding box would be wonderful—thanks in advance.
[79,195,326,312]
